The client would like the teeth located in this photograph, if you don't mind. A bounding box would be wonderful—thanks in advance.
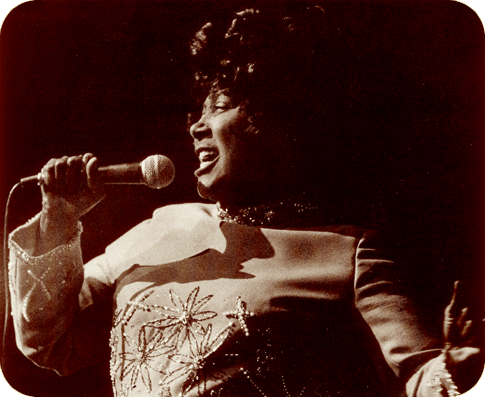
[198,150,217,163]
[194,148,219,176]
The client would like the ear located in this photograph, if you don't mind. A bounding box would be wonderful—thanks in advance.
[244,124,260,135]
[246,112,264,135]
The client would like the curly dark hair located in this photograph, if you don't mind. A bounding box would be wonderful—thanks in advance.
[190,5,337,143]
[188,5,350,205]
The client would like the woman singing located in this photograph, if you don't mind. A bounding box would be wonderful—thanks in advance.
[7,5,482,397]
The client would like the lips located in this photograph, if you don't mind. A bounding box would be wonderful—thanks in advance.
[194,147,219,177]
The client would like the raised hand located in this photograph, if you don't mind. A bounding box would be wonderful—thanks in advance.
[442,281,483,393]
[37,153,106,254]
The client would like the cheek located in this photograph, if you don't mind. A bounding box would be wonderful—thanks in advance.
[219,121,251,158]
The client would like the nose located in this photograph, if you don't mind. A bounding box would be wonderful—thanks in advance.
[189,116,211,141]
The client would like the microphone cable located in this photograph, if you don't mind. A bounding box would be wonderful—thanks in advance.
[2,182,21,371]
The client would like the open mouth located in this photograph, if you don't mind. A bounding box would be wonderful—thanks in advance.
[194,149,219,177]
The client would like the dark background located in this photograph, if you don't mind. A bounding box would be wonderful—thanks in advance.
[0,1,483,395]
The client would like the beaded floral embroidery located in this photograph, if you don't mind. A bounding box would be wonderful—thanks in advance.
[110,287,246,396]
[110,287,320,397]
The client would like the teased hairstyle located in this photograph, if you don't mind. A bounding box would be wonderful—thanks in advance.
[189,5,370,224]
[189,5,338,143]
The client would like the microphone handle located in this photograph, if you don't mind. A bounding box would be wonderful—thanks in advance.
[18,161,152,186]
[97,163,144,185]
[20,174,41,185]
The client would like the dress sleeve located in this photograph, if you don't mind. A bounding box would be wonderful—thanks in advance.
[8,213,113,376]
[354,231,461,397]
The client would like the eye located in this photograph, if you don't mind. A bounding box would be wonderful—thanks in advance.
[214,102,231,111]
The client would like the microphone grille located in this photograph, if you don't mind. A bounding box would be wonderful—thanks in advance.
[141,155,175,189]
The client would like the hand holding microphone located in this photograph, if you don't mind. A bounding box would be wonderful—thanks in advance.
[31,153,175,254]
[23,154,175,189]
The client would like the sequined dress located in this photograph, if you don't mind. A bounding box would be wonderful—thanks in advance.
[9,203,452,396]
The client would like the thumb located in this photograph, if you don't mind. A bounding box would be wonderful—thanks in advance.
[84,154,104,193]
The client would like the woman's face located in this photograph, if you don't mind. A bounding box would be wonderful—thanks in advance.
[189,91,271,206]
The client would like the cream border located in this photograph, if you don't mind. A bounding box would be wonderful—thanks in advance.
[0,0,485,397]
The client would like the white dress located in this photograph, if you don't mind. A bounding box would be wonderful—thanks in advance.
[8,203,458,396]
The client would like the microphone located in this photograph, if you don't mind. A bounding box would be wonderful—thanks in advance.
[20,155,176,190]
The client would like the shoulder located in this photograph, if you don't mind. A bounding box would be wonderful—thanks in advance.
[152,202,218,222]
[103,202,222,272]
[287,224,369,245]
[356,228,399,258]
[112,202,218,245]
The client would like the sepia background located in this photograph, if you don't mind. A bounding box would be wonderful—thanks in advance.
[0,1,483,395]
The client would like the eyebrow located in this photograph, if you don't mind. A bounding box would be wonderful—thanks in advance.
[203,91,232,112]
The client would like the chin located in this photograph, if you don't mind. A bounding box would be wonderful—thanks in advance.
[196,180,221,203]
[197,176,239,206]
[196,182,212,201]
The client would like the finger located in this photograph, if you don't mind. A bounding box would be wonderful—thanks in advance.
[65,155,83,194]
[82,153,94,165]
[54,157,70,195]
[41,158,58,190]
[82,153,95,184]
[461,319,473,340]
[86,156,102,191]
[446,280,461,319]
[457,307,469,329]
[444,281,462,345]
